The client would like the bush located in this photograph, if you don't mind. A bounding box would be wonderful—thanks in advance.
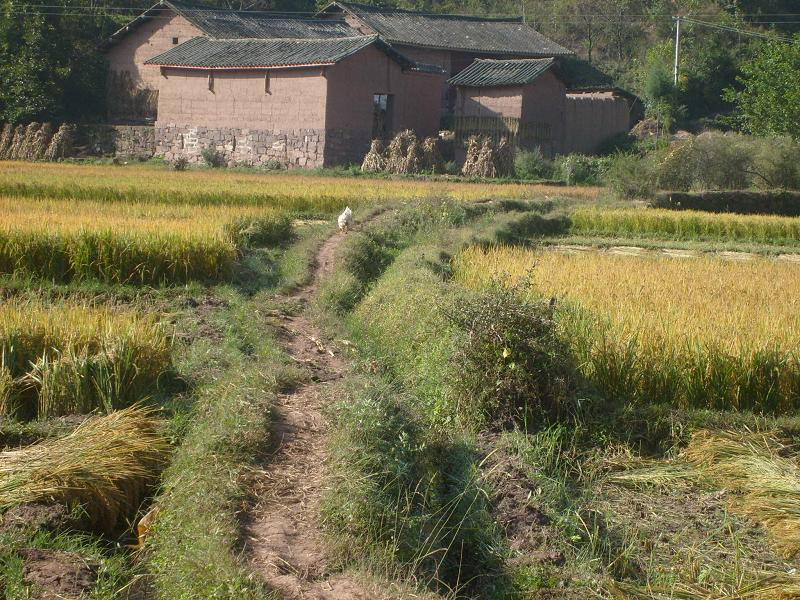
[606,153,659,199]
[171,156,189,171]
[751,136,800,190]
[444,279,573,429]
[201,147,223,168]
[595,132,639,156]
[223,214,293,248]
[555,154,609,185]
[514,147,554,180]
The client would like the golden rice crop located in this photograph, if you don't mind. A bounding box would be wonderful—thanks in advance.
[453,246,800,412]
[0,406,168,533]
[0,161,599,210]
[0,300,172,419]
[0,196,291,284]
[571,207,800,245]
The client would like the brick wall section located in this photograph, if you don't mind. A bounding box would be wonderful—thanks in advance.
[154,67,328,130]
[456,86,524,119]
[563,92,630,154]
[325,45,443,164]
[106,10,203,92]
[521,71,565,155]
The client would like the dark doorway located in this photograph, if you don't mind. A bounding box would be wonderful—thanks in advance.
[372,94,393,139]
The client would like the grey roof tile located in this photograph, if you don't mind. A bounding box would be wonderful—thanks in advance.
[448,58,555,87]
[143,34,441,70]
[320,1,573,56]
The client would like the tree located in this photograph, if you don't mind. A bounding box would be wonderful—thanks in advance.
[724,37,800,138]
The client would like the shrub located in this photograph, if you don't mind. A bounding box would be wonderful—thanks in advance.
[262,159,283,171]
[690,133,750,190]
[751,136,800,190]
[444,279,573,429]
[653,190,800,216]
[606,153,659,199]
[514,147,554,180]
[201,147,223,168]
[595,132,639,155]
[555,154,608,185]
[223,214,293,248]
[171,156,189,171]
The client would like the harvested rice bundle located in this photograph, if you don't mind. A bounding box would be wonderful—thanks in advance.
[0,406,169,533]
[462,135,482,176]
[7,125,26,160]
[0,123,13,159]
[29,122,54,160]
[19,122,41,161]
[683,429,800,557]
[422,136,443,173]
[406,137,424,174]
[494,136,515,178]
[361,139,386,173]
[386,130,416,174]
[44,123,76,162]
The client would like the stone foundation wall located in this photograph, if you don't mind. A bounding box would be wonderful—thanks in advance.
[75,124,155,159]
[155,124,326,168]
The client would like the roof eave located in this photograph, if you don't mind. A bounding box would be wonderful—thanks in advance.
[147,61,337,70]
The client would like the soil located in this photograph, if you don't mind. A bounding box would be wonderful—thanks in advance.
[18,548,97,599]
[0,503,74,535]
[243,227,380,599]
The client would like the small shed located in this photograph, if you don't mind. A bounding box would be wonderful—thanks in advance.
[449,57,636,156]
[449,58,566,156]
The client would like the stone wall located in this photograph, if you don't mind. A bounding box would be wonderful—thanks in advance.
[75,125,155,159]
[155,124,325,168]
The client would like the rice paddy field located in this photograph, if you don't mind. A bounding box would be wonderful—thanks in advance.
[454,246,800,412]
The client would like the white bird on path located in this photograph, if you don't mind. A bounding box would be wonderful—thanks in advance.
[338,207,353,232]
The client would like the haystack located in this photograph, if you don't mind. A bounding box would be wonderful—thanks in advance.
[7,125,26,160]
[19,122,40,161]
[361,139,386,173]
[29,122,53,160]
[422,137,443,173]
[386,130,416,174]
[462,135,482,177]
[494,136,515,178]
[0,123,13,160]
[44,123,76,161]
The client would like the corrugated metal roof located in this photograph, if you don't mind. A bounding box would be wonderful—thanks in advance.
[109,0,357,43]
[144,35,435,70]
[320,1,573,56]
[448,58,555,87]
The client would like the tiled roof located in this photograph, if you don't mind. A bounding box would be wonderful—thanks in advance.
[144,34,437,70]
[448,58,555,87]
[109,0,356,43]
[319,1,573,56]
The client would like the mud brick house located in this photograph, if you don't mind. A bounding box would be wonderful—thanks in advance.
[104,0,636,167]
[144,35,443,167]
[449,57,639,156]
[317,1,573,111]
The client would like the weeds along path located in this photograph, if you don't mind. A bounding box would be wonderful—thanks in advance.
[243,227,371,599]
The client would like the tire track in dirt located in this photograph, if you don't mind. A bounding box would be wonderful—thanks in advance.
[242,227,373,599]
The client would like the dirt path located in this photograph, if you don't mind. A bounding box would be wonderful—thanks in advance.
[243,228,372,599]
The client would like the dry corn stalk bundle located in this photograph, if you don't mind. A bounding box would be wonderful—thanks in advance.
[7,124,26,160]
[0,123,13,159]
[386,129,416,174]
[474,137,498,178]
[406,137,424,174]
[29,122,54,161]
[44,123,76,161]
[0,406,169,533]
[494,136,515,178]
[461,135,482,176]
[361,139,386,173]
[422,136,443,173]
[19,122,40,161]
